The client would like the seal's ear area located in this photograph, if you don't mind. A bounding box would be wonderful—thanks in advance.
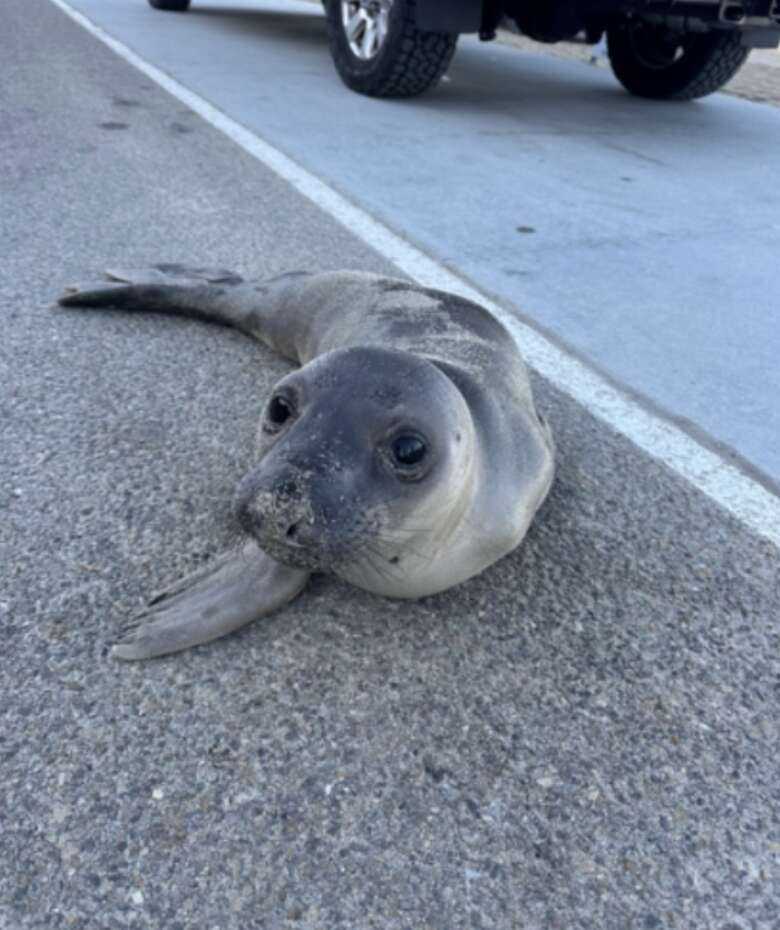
[111,541,309,661]
[423,356,488,423]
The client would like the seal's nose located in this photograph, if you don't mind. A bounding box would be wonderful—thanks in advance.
[285,521,302,545]
[233,466,312,547]
[274,476,299,500]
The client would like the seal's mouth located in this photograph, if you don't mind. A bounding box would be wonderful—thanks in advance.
[247,532,346,573]
[234,499,345,573]
[235,493,413,594]
[232,468,385,575]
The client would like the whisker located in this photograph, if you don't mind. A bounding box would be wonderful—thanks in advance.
[361,546,400,584]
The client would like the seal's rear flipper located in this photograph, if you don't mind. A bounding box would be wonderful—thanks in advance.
[58,264,244,316]
[107,264,244,286]
[112,542,309,661]
[57,265,328,363]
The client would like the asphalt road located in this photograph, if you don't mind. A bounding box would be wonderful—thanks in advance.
[2,1,779,929]
[53,0,780,487]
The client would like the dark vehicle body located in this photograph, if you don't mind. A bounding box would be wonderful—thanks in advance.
[149,0,780,100]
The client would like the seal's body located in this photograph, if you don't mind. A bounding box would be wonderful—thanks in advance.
[60,266,554,660]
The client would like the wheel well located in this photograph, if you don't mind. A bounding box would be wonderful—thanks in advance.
[414,0,483,33]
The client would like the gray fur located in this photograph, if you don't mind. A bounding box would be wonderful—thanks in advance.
[59,266,554,660]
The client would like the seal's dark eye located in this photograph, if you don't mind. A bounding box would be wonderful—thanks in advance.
[267,395,293,427]
[392,434,427,468]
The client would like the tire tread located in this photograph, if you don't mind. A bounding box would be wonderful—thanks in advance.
[673,32,748,100]
[327,0,457,98]
[607,26,748,101]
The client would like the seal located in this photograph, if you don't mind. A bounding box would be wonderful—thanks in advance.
[59,266,554,660]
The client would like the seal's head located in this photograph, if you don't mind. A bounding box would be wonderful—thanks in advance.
[233,345,478,597]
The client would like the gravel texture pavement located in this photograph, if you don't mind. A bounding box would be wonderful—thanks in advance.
[2,2,779,929]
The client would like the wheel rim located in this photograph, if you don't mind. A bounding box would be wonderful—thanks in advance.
[340,0,393,60]
[626,22,690,70]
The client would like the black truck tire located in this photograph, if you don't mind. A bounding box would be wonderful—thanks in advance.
[324,0,458,98]
[606,22,749,100]
[148,0,191,10]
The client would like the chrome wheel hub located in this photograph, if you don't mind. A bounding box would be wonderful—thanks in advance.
[341,0,393,60]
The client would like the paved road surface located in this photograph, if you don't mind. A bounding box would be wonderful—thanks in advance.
[51,0,780,487]
[2,2,779,928]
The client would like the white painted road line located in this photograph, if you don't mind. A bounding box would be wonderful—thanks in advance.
[49,0,780,550]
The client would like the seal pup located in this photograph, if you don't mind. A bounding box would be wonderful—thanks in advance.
[59,266,554,660]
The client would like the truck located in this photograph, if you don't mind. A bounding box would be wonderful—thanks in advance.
[148,0,780,100]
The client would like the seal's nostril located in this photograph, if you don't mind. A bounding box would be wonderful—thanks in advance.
[276,478,298,499]
[286,522,298,540]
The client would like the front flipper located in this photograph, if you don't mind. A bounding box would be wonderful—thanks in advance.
[112,541,309,661]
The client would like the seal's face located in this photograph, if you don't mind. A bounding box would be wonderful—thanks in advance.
[233,346,477,597]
